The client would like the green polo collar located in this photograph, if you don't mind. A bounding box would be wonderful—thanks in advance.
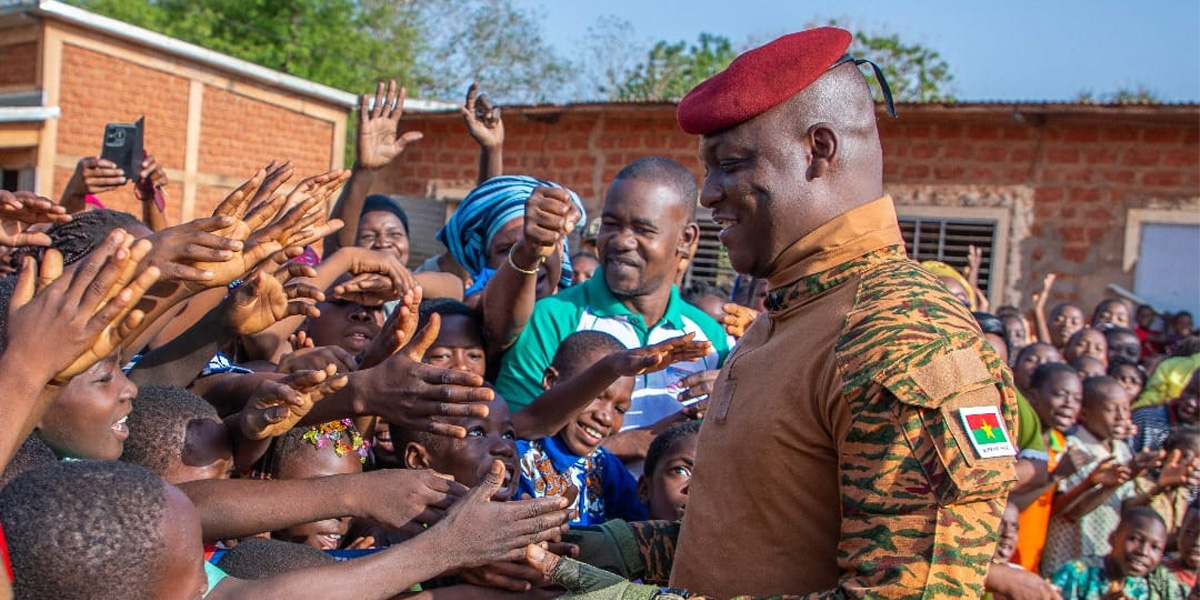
[583,268,687,330]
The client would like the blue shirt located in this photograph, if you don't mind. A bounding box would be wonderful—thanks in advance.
[516,436,647,526]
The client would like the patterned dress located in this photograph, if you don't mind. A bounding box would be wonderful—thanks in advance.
[516,435,646,526]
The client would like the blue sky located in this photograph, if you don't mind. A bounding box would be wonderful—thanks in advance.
[516,0,1200,102]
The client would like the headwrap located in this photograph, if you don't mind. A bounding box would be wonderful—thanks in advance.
[436,175,585,296]
[362,195,410,234]
[921,260,978,311]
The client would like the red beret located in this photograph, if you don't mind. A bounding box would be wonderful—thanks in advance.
[677,27,852,135]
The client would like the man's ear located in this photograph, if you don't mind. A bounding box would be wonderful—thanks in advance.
[678,222,700,258]
[403,442,432,470]
[805,123,838,181]
[637,474,651,506]
[542,365,560,392]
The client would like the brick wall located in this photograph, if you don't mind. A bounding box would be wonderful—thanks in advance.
[0,39,38,88]
[375,104,1199,311]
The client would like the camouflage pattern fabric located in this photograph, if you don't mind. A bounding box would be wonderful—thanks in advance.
[607,244,1019,599]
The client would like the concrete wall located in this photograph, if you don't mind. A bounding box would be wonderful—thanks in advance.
[374,103,1200,312]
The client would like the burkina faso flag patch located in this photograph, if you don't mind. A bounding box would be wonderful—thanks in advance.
[959,405,1015,459]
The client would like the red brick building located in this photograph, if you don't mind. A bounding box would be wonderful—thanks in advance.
[375,101,1200,316]
[0,0,359,221]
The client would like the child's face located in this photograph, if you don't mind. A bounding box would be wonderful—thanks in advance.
[424,313,486,378]
[277,436,364,550]
[37,354,136,460]
[1002,315,1028,353]
[1080,385,1131,441]
[1032,370,1083,434]
[307,298,384,354]
[1073,356,1107,380]
[1050,304,1085,348]
[163,416,235,485]
[1106,331,1142,366]
[1110,364,1146,402]
[1108,515,1167,577]
[1065,329,1108,365]
[1014,344,1062,391]
[994,503,1020,562]
[692,294,727,323]
[938,276,971,308]
[1179,510,1200,569]
[1136,306,1156,329]
[639,433,699,521]
[557,376,634,457]
[572,254,599,285]
[1094,302,1130,329]
[407,399,519,501]
[1174,313,1194,335]
[1172,373,1200,425]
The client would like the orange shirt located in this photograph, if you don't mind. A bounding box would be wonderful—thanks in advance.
[1013,428,1065,573]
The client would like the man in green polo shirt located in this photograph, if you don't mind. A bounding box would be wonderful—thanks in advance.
[496,157,730,441]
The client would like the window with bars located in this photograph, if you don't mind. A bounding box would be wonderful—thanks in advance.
[898,217,997,299]
[684,211,999,301]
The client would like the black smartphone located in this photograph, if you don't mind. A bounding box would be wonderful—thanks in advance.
[99,116,144,182]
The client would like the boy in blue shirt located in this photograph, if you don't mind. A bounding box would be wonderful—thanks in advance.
[517,331,649,526]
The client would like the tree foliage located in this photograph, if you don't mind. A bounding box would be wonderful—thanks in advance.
[615,33,737,101]
[846,29,955,103]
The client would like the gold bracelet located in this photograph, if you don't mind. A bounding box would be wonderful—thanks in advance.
[507,245,544,275]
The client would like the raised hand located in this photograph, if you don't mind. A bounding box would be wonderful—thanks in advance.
[606,333,713,377]
[1156,449,1200,489]
[677,369,720,405]
[223,249,323,336]
[360,285,423,369]
[461,83,504,150]
[278,345,357,375]
[966,244,983,277]
[235,365,348,440]
[1053,446,1095,482]
[721,303,758,339]
[329,247,415,306]
[246,170,349,250]
[8,230,161,381]
[356,80,424,170]
[134,153,169,205]
[361,313,494,438]
[352,469,469,534]
[140,216,244,282]
[1087,457,1132,488]
[66,157,127,197]
[512,187,581,267]
[288,330,315,351]
[1130,449,1165,476]
[427,461,572,569]
[0,190,71,247]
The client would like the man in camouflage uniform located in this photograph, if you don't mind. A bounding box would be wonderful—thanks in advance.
[525,26,1018,599]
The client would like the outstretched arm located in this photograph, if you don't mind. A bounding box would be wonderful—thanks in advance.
[462,83,504,185]
[325,80,423,257]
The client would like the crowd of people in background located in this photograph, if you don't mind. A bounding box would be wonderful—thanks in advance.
[0,26,1197,600]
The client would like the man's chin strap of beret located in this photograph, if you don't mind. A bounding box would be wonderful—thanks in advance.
[830,54,898,118]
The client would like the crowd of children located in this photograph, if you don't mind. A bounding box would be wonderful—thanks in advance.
[0,74,1196,600]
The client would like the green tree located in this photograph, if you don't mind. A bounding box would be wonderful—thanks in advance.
[615,33,737,101]
[847,29,954,102]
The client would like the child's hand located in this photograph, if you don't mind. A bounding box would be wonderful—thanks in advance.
[1130,449,1165,476]
[1054,447,1095,482]
[427,461,572,569]
[607,333,712,377]
[287,330,314,351]
[7,231,156,381]
[0,190,71,248]
[223,249,323,336]
[235,365,348,440]
[277,344,357,375]
[329,248,416,306]
[1086,457,1132,487]
[344,535,375,550]
[1156,449,1200,489]
[461,83,504,150]
[677,369,720,405]
[359,285,422,369]
[721,302,758,339]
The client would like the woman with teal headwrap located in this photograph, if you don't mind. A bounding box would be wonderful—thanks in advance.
[437,175,585,299]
